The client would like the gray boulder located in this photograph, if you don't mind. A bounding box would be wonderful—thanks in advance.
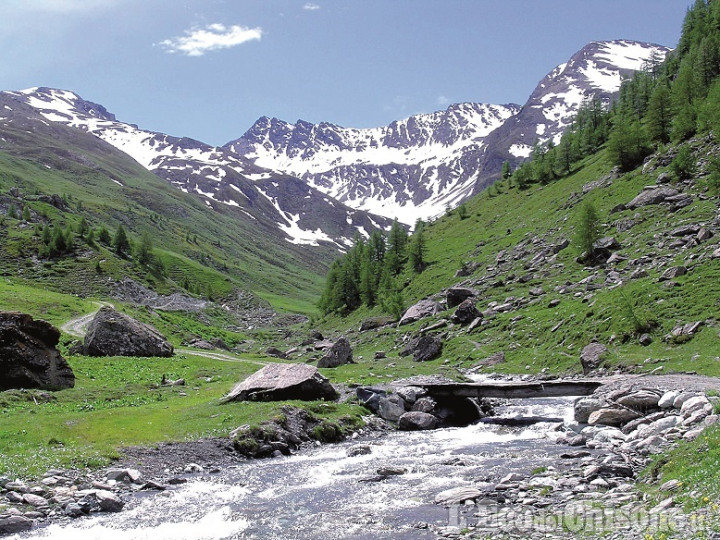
[446,288,476,308]
[658,266,686,282]
[223,363,339,402]
[317,337,353,368]
[434,487,482,505]
[588,407,640,427]
[0,312,75,391]
[401,335,443,362]
[378,394,407,422]
[398,299,442,326]
[580,342,608,374]
[359,316,396,331]
[398,411,437,431]
[451,298,481,325]
[574,397,603,423]
[82,307,173,357]
[0,516,33,535]
[626,187,679,208]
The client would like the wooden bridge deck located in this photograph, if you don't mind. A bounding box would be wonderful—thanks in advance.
[419,379,603,399]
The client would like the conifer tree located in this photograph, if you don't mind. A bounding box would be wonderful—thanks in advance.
[407,220,427,273]
[646,84,672,143]
[98,226,111,245]
[21,206,31,221]
[114,224,130,257]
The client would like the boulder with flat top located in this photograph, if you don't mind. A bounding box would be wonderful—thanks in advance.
[223,363,339,402]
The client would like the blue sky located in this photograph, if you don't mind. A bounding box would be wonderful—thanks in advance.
[2,0,689,146]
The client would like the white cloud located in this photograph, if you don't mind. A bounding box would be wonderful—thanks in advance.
[437,95,450,106]
[303,3,321,10]
[159,23,262,57]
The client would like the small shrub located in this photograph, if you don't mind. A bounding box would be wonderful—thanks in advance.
[670,145,697,180]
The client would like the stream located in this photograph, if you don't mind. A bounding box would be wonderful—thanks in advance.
[14,397,581,539]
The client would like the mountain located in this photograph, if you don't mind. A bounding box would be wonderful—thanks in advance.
[228,40,670,224]
[0,91,331,312]
[467,40,671,193]
[2,88,393,251]
[225,103,519,225]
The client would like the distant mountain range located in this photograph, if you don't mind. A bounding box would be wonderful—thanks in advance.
[2,39,670,239]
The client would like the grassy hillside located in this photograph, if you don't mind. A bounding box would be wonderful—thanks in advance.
[0,102,325,315]
[310,141,719,378]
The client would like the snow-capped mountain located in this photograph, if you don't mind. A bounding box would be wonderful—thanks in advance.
[228,40,670,223]
[226,103,519,225]
[2,39,671,237]
[2,87,393,248]
[476,40,671,173]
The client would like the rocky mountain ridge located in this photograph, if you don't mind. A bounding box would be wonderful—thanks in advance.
[229,40,671,223]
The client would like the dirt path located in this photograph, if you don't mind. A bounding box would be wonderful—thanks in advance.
[59,301,113,337]
[176,348,269,367]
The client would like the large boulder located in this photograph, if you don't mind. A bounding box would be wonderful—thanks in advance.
[580,342,608,374]
[223,363,339,402]
[0,312,75,391]
[626,187,679,209]
[401,335,443,362]
[451,299,481,325]
[446,288,476,309]
[317,337,353,368]
[398,299,442,326]
[82,307,173,357]
[398,411,437,431]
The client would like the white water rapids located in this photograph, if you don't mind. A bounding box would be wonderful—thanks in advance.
[13,398,580,540]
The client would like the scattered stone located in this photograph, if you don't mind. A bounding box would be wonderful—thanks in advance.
[347,445,372,457]
[658,266,686,282]
[0,516,33,535]
[317,337,353,368]
[451,299,481,325]
[22,493,47,507]
[374,351,386,360]
[223,363,339,402]
[434,487,482,505]
[660,479,682,492]
[594,237,621,250]
[378,395,407,423]
[398,411,437,431]
[446,288,476,309]
[670,224,701,237]
[401,335,443,363]
[658,391,680,409]
[580,342,608,374]
[94,490,125,512]
[264,347,287,359]
[82,307,173,357]
[626,187,679,208]
[639,334,653,346]
[615,389,661,410]
[412,397,437,413]
[398,300,443,326]
[0,312,75,391]
[588,408,640,427]
[574,397,604,423]
[360,316,396,331]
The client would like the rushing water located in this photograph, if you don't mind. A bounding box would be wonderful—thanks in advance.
[14,398,579,540]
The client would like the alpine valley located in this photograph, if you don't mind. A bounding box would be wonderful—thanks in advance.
[3,5,720,538]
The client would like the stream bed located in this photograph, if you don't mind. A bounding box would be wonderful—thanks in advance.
[14,398,582,539]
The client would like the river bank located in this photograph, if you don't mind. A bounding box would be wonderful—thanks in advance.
[2,374,720,539]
